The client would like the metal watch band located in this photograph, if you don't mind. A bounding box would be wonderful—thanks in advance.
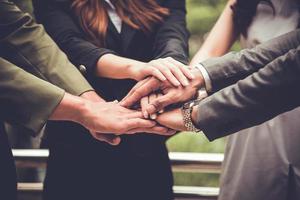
[181,100,201,132]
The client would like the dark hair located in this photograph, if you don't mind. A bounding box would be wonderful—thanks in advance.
[231,0,275,34]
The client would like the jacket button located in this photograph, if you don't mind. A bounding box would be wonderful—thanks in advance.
[79,64,87,74]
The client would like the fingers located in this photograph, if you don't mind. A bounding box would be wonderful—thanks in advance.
[122,118,156,133]
[162,59,189,87]
[120,78,161,108]
[126,126,176,135]
[168,58,195,80]
[149,93,158,119]
[148,68,166,82]
[124,111,144,118]
[145,92,175,115]
[122,77,150,102]
[91,132,121,145]
[157,93,165,114]
[140,96,149,118]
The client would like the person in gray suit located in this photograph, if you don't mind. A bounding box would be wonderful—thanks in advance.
[190,0,300,199]
[121,28,300,136]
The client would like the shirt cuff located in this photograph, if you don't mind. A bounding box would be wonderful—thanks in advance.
[194,63,213,93]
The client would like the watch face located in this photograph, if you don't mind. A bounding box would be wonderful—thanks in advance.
[183,101,193,109]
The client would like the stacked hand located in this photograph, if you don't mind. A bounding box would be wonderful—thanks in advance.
[120,67,205,132]
[78,58,204,146]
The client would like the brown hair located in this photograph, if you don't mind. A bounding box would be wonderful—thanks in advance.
[72,0,169,46]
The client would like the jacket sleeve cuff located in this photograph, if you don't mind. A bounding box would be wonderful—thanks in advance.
[22,86,65,135]
[77,48,118,78]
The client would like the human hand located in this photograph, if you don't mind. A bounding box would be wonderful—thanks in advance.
[129,57,194,86]
[76,100,175,138]
[80,91,121,145]
[140,93,165,119]
[121,68,204,116]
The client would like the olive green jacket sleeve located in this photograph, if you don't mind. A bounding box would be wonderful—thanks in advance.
[0,0,93,96]
[0,58,65,133]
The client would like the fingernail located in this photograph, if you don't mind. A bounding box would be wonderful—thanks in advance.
[175,81,180,86]
[150,114,157,119]
[143,111,149,118]
[190,74,195,79]
[158,109,164,114]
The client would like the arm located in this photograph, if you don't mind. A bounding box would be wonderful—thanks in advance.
[152,0,190,64]
[190,0,239,65]
[33,0,193,86]
[32,0,116,79]
[202,29,300,93]
[156,34,300,140]
[0,0,92,96]
[0,57,65,134]
[0,58,172,143]
[196,44,300,141]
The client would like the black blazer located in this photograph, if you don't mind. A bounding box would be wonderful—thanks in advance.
[33,0,189,154]
[196,29,300,141]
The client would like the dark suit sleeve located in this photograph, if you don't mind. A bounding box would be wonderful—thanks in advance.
[33,0,117,78]
[195,35,300,141]
[152,0,189,64]
[0,58,64,134]
[201,29,300,93]
[0,0,93,96]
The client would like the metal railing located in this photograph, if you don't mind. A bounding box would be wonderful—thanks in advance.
[13,149,223,200]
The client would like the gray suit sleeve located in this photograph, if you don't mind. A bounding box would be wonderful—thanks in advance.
[195,31,300,141]
[201,29,300,93]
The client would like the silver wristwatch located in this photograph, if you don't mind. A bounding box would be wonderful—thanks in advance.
[181,99,202,132]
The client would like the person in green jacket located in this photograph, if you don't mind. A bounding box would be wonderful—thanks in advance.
[0,1,171,199]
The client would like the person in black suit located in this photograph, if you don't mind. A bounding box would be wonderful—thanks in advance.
[33,0,190,199]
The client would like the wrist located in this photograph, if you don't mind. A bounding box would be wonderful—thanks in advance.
[191,105,199,126]
[80,91,106,103]
[189,68,204,97]
[50,93,87,124]
[127,61,147,80]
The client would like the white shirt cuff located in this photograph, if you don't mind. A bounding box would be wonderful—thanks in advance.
[194,63,212,93]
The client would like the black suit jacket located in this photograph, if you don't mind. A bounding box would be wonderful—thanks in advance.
[33,0,189,154]
[196,29,300,141]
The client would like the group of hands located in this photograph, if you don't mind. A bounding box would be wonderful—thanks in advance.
[78,57,204,145]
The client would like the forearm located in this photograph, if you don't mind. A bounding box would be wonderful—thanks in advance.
[96,54,145,80]
[202,29,300,93]
[190,0,238,65]
[194,45,300,141]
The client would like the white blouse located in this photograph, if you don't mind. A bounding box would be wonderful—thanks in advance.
[104,0,122,33]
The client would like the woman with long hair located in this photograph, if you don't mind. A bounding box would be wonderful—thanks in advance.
[33,0,190,199]
[190,0,300,199]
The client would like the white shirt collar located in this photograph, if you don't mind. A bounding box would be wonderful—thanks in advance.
[104,0,116,10]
